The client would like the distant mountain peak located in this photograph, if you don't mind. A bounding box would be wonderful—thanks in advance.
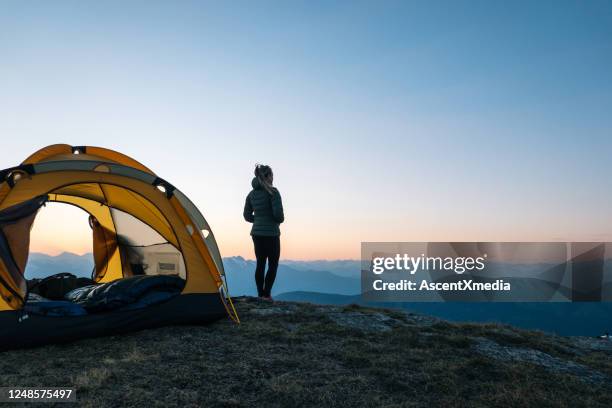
[57,251,80,257]
[225,256,246,262]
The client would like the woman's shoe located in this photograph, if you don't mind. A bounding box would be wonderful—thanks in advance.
[262,296,274,302]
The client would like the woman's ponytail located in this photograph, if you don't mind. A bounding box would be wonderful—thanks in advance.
[254,164,275,195]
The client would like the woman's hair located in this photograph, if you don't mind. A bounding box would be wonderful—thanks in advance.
[254,164,274,195]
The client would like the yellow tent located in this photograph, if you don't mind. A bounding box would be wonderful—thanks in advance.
[0,144,238,350]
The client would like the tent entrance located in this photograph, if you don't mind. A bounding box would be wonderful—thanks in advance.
[44,183,187,283]
[27,202,94,279]
[27,199,188,283]
[20,196,188,315]
[0,183,188,308]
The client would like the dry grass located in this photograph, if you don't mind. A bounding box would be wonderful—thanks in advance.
[0,297,610,407]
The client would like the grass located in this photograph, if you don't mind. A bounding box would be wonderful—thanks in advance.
[0,297,610,407]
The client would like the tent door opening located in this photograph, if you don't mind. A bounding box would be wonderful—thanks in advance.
[27,202,94,280]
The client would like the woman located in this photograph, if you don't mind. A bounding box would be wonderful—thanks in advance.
[243,164,284,300]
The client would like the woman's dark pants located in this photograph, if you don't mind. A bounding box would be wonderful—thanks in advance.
[252,236,280,297]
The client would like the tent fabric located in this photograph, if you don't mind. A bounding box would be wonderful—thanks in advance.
[22,144,155,175]
[0,145,238,349]
[0,195,48,308]
[91,217,118,282]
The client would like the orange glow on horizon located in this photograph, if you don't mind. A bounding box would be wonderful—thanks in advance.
[29,201,612,260]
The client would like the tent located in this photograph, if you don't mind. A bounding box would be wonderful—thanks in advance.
[0,144,238,350]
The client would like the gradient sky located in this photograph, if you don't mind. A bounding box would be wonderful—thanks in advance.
[1,1,612,259]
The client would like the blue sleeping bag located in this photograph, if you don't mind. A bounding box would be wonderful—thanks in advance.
[65,275,185,313]
[24,293,88,317]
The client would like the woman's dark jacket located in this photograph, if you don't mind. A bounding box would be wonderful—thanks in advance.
[243,177,284,236]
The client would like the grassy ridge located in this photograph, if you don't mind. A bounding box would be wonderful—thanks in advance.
[1,298,611,407]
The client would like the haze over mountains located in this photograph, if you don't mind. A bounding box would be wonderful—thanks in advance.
[24,252,612,336]
[27,252,94,279]
[223,256,359,295]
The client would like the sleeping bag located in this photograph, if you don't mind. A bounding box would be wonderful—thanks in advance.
[24,293,88,317]
[65,275,185,313]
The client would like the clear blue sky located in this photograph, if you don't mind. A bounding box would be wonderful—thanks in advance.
[1,1,611,259]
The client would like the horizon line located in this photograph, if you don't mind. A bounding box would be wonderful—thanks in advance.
[29,251,361,262]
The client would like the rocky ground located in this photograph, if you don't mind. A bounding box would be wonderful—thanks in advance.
[1,297,611,407]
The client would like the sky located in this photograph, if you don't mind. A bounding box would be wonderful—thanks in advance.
[1,1,612,260]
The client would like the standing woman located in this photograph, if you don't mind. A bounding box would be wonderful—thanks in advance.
[243,164,284,300]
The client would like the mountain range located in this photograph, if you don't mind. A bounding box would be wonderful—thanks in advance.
[222,256,359,295]
[26,252,94,279]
